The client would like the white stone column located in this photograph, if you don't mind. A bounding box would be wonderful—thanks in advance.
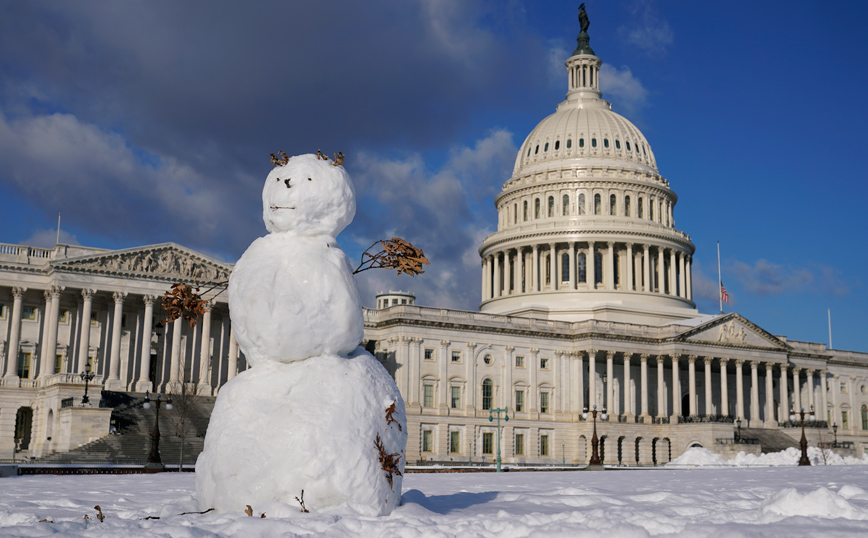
[136,295,156,392]
[687,355,697,416]
[806,369,815,411]
[38,290,52,373]
[735,359,745,420]
[792,367,802,412]
[549,243,557,290]
[588,349,597,408]
[4,287,26,378]
[720,358,729,416]
[640,354,649,417]
[575,352,584,414]
[606,351,615,413]
[656,356,666,418]
[481,258,488,302]
[41,286,65,378]
[503,250,511,295]
[106,291,126,388]
[607,242,615,290]
[623,352,632,416]
[588,241,596,289]
[568,242,576,290]
[77,289,96,374]
[517,247,524,294]
[819,370,828,423]
[704,357,713,415]
[765,362,775,423]
[830,373,839,426]
[626,243,634,291]
[227,325,238,381]
[779,363,789,422]
[679,252,686,298]
[529,347,539,412]
[657,248,665,294]
[493,253,501,298]
[686,256,693,300]
[671,356,680,418]
[643,245,650,292]
[669,250,676,296]
[532,245,539,292]
[749,361,760,423]
[169,318,183,385]
[197,303,213,393]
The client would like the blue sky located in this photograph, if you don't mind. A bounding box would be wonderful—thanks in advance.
[1,1,866,352]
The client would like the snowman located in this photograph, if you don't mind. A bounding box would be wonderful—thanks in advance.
[196,152,407,516]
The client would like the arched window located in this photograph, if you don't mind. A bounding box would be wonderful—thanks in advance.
[544,142,549,152]
[591,138,597,148]
[624,196,631,217]
[614,251,620,286]
[594,251,603,284]
[650,199,654,221]
[615,140,621,149]
[579,138,584,148]
[609,194,616,215]
[578,252,587,283]
[862,405,867,430]
[535,198,541,219]
[578,193,586,215]
[548,196,554,217]
[513,203,518,224]
[627,141,632,151]
[482,379,493,410]
[561,253,569,282]
[555,140,560,150]
[594,194,601,215]
[545,254,551,284]
[562,194,569,216]
[523,200,528,221]
[638,197,643,219]
[567,139,572,149]
[534,145,539,155]
[527,147,531,157]
[604,138,609,148]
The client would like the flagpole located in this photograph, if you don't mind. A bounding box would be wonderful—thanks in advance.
[56,213,61,246]
[717,241,722,315]
[828,308,833,350]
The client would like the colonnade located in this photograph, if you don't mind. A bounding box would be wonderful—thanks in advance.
[1,285,241,394]
[481,241,692,302]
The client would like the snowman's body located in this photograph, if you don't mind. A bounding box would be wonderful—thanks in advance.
[196,154,407,515]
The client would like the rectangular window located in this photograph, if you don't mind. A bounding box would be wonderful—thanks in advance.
[0,304,5,318]
[423,385,434,408]
[17,352,31,378]
[422,430,433,452]
[54,354,63,374]
[450,431,460,454]
[58,309,69,323]
[22,306,36,320]
[540,392,550,414]
[842,410,849,430]
[540,434,550,456]
[841,383,848,393]
[482,432,493,455]
[451,386,461,409]
[515,433,525,455]
[90,311,99,326]
[515,390,525,412]
[515,355,525,368]
[540,358,549,369]
[424,348,434,360]
[451,351,461,363]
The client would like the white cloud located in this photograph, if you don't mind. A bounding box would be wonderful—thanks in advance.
[730,259,814,296]
[19,228,80,249]
[617,0,674,56]
[546,41,570,89]
[599,64,648,116]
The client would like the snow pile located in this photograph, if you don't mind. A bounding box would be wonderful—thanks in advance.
[670,446,868,467]
[760,487,868,520]
[196,153,407,515]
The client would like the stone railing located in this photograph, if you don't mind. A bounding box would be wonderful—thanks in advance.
[483,217,691,246]
[0,243,55,263]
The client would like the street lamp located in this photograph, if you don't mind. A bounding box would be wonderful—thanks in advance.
[143,391,173,470]
[582,405,608,467]
[832,423,838,449]
[80,366,96,406]
[153,322,164,393]
[789,405,815,466]
[488,407,509,472]
[735,418,742,443]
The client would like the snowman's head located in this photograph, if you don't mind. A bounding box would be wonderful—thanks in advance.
[262,153,356,237]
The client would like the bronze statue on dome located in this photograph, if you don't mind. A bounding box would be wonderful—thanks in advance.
[579,3,590,34]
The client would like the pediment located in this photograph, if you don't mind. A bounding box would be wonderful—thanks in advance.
[51,243,232,283]
[675,313,789,350]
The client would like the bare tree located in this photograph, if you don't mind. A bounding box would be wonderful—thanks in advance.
[165,366,203,471]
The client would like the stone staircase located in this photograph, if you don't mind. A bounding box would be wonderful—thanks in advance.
[39,391,216,466]
[740,428,799,454]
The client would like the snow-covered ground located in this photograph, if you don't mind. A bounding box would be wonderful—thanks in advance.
[669,446,868,467]
[2,465,868,537]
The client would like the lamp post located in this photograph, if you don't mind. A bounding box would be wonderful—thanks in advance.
[789,405,814,466]
[582,405,608,467]
[832,423,838,449]
[488,407,509,472]
[153,322,164,393]
[144,391,173,470]
[80,366,96,406]
[735,418,742,443]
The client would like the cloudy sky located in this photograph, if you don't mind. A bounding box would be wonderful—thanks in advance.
[1,1,866,352]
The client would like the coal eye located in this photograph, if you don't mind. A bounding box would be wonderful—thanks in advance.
[308,177,312,181]
[284,178,291,188]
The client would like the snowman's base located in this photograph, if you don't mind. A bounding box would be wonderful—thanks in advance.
[195,349,407,515]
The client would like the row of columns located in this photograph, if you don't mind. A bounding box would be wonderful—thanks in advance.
[482,242,692,301]
[2,286,241,392]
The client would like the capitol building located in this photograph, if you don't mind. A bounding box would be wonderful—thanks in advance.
[2,14,868,464]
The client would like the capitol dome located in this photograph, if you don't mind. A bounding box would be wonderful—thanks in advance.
[479,15,697,325]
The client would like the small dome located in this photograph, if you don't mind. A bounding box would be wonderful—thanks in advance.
[513,103,657,176]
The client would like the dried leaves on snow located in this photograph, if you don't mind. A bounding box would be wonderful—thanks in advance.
[161,282,209,327]
[385,402,403,432]
[355,238,430,276]
[375,434,403,488]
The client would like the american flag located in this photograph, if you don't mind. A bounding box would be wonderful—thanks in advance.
[720,282,730,304]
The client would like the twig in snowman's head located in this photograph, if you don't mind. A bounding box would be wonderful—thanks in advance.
[316,149,328,160]
[270,151,290,166]
[332,152,345,166]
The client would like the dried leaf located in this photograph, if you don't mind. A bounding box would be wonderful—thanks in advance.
[244,505,253,517]
[385,402,402,431]
[354,237,430,276]
[375,433,403,488]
